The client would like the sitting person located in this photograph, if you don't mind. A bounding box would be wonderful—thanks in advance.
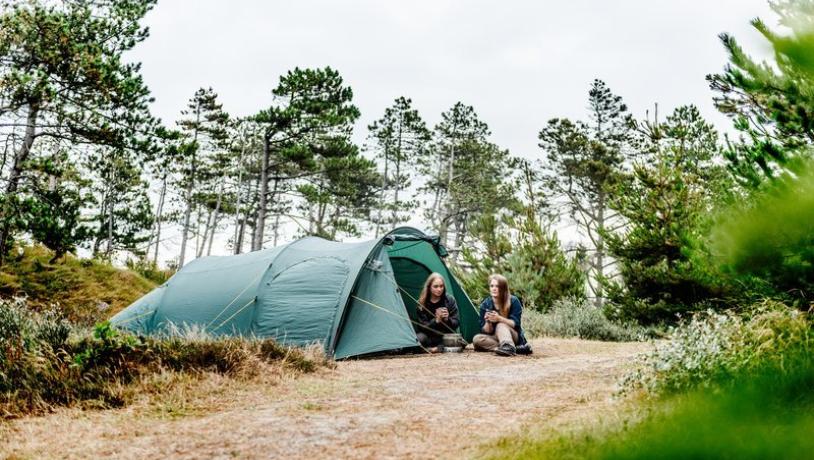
[473,274,528,356]
[415,272,460,352]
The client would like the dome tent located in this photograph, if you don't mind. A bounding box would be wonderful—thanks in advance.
[111,227,479,359]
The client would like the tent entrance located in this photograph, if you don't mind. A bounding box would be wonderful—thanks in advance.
[389,257,432,322]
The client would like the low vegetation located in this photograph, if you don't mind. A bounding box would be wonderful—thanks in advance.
[523,298,652,342]
[0,297,326,419]
[486,303,814,460]
[0,245,159,324]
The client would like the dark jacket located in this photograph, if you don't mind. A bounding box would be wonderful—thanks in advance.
[478,295,527,345]
[416,294,460,337]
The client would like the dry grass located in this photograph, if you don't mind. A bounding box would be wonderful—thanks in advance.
[0,338,649,460]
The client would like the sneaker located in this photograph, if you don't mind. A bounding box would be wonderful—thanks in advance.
[516,343,533,355]
[495,342,516,357]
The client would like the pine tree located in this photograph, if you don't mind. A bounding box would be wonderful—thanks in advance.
[175,88,229,267]
[421,102,491,252]
[603,106,733,323]
[0,0,157,263]
[707,0,814,186]
[367,97,430,236]
[537,79,632,307]
[253,67,360,248]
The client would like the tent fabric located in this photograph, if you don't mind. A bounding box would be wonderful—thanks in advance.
[111,227,478,359]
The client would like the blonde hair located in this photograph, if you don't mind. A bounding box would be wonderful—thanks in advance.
[418,273,446,310]
[488,274,511,317]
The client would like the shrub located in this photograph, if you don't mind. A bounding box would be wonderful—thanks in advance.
[621,301,813,395]
[524,297,650,342]
[125,258,174,285]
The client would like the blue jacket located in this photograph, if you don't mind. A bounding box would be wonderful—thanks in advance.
[478,295,527,345]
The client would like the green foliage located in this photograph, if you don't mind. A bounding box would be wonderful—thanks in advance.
[621,302,812,395]
[524,297,649,342]
[489,368,814,460]
[487,302,814,460]
[458,210,585,312]
[0,298,323,418]
[712,161,814,305]
[0,0,158,262]
[604,106,735,324]
[708,0,814,186]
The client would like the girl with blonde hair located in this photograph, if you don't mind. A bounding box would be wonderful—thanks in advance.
[415,272,460,352]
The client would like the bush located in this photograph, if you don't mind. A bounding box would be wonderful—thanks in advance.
[621,301,813,395]
[0,298,324,418]
[524,297,650,342]
[125,258,174,285]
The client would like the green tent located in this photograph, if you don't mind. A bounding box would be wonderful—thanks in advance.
[111,227,479,359]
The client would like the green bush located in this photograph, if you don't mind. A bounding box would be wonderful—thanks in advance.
[621,301,813,395]
[124,258,174,285]
[457,211,586,313]
[524,297,650,342]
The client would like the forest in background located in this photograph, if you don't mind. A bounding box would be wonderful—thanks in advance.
[1,0,813,328]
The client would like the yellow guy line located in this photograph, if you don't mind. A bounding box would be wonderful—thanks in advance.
[209,297,257,333]
[204,270,266,332]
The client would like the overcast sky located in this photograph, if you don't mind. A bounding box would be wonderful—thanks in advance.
[125,1,779,261]
[129,0,776,160]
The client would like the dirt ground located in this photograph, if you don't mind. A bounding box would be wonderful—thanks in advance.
[1,338,650,460]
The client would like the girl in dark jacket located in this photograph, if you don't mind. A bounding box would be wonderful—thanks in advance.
[473,274,527,356]
[415,272,460,352]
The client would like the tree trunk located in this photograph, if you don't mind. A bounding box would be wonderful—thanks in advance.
[206,177,224,256]
[273,213,281,247]
[375,146,388,238]
[178,102,201,267]
[106,165,116,258]
[393,125,403,228]
[152,173,168,265]
[195,203,207,258]
[249,172,261,252]
[0,101,40,263]
[253,133,270,251]
[594,191,606,309]
[232,139,247,254]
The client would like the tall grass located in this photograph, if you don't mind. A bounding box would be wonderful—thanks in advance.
[0,298,326,418]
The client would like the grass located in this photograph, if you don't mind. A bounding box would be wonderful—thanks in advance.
[485,368,814,460]
[0,299,328,419]
[0,245,158,324]
[484,304,814,460]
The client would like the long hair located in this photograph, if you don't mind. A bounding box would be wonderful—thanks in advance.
[418,272,446,310]
[489,274,511,317]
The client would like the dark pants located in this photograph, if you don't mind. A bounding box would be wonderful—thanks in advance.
[416,332,443,348]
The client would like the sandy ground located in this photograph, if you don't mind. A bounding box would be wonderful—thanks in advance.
[0,338,649,460]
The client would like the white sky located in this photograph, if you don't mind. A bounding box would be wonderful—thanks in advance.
[125,0,778,263]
